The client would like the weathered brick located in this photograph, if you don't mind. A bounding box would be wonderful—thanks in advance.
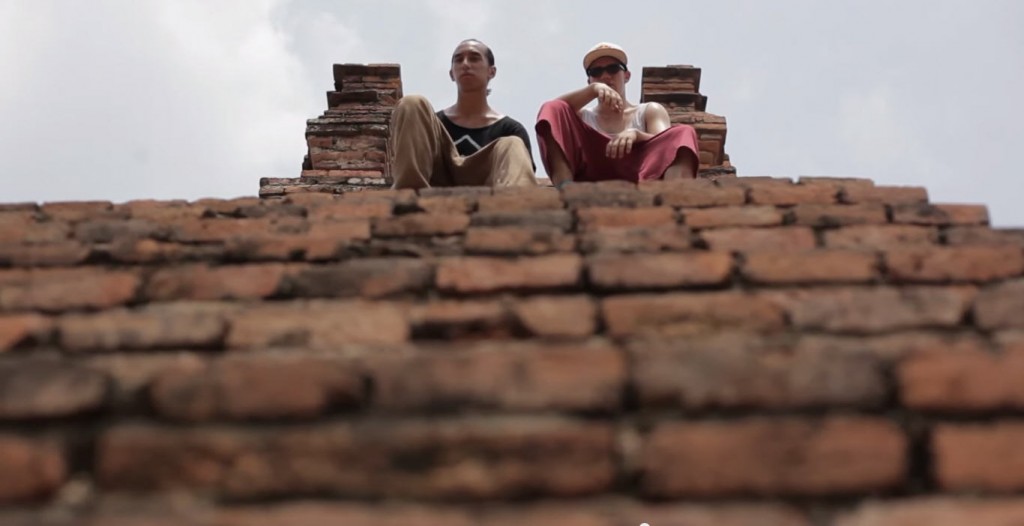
[892,203,989,226]
[683,206,784,228]
[171,218,305,243]
[511,296,597,339]
[0,314,52,351]
[579,226,692,253]
[701,227,816,252]
[824,225,939,249]
[748,182,837,205]
[415,195,474,215]
[764,286,975,333]
[0,435,65,503]
[0,268,139,313]
[84,353,206,410]
[602,292,786,337]
[145,264,286,301]
[0,220,70,244]
[836,498,1024,526]
[934,423,1024,492]
[945,227,1024,246]
[464,227,575,255]
[372,213,469,237]
[642,417,906,497]
[436,255,582,294]
[59,303,231,351]
[470,210,573,231]
[118,200,205,221]
[742,250,878,284]
[151,353,364,421]
[840,185,928,204]
[370,340,623,412]
[790,204,888,226]
[226,301,409,348]
[279,259,433,298]
[217,504,475,526]
[576,207,676,231]
[885,246,1024,282]
[975,279,1024,330]
[562,181,653,208]
[98,418,615,499]
[195,197,261,216]
[0,361,108,419]
[106,238,225,264]
[409,300,511,340]
[40,201,121,222]
[899,344,1024,411]
[632,335,887,410]
[72,219,171,243]
[417,187,491,198]
[307,200,392,220]
[0,243,91,267]
[588,253,732,290]
[645,179,746,207]
[477,188,563,212]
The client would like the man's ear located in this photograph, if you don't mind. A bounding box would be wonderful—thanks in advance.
[449,68,455,82]
[488,65,496,80]
[624,70,632,83]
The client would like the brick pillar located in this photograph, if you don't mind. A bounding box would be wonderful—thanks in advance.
[260,64,403,198]
[640,65,734,178]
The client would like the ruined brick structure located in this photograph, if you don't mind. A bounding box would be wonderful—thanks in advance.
[3,65,1024,525]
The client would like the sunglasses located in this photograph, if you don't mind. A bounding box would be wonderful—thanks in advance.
[586,63,627,78]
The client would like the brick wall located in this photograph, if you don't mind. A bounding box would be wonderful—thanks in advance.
[3,178,1024,523]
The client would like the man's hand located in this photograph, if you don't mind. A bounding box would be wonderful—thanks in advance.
[606,128,638,159]
[591,83,623,112]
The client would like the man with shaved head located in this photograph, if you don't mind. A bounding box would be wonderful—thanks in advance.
[390,39,536,189]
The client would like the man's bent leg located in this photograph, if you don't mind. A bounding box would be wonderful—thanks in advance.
[635,125,700,181]
[390,95,452,189]
[454,137,537,187]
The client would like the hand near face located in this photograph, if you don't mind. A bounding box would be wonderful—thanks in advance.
[606,128,637,159]
[592,83,623,113]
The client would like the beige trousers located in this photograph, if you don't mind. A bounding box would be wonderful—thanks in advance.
[390,95,537,189]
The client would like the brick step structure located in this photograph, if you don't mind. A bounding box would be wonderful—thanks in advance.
[260,63,735,197]
[3,177,1024,523]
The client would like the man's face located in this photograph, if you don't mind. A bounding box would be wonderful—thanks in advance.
[587,56,630,90]
[449,41,494,90]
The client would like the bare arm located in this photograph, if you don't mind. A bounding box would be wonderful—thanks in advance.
[644,102,672,135]
[557,83,623,113]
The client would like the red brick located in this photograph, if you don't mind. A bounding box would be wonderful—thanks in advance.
[0,219,71,245]
[511,296,597,339]
[701,227,816,252]
[279,259,433,298]
[836,498,1024,526]
[72,218,170,243]
[436,255,582,294]
[796,177,875,190]
[602,292,786,337]
[84,353,206,409]
[195,197,261,215]
[477,188,563,212]
[470,210,573,230]
[307,200,392,220]
[934,423,1024,491]
[683,206,784,228]
[40,201,121,222]
[171,218,305,243]
[0,361,108,419]
[562,181,654,208]
[645,179,746,207]
[97,418,615,499]
[799,331,987,362]
[0,268,139,312]
[145,264,286,301]
[372,213,470,237]
[217,504,475,526]
[0,314,52,351]
[840,185,928,204]
[415,195,474,214]
[899,345,1024,411]
[0,243,90,267]
[632,335,886,410]
[764,286,975,333]
[885,246,1024,282]
[824,225,939,249]
[418,187,491,198]
[151,353,364,421]
[946,227,1024,246]
[409,300,512,339]
[369,340,624,412]
[588,252,732,289]
[642,417,906,497]
[975,279,1024,330]
[0,435,65,503]
[748,182,837,205]
[742,250,878,284]
[579,226,692,253]
[226,300,409,348]
[118,200,205,221]
[464,227,575,255]
[891,203,989,226]
[106,239,224,264]
[790,204,888,226]
[576,207,676,231]
[59,303,231,351]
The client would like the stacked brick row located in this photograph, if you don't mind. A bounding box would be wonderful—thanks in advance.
[3,178,1024,524]
[259,64,402,198]
[641,65,733,177]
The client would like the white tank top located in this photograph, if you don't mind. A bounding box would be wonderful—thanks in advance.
[580,103,649,134]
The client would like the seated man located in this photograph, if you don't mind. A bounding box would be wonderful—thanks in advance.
[390,39,536,189]
[536,42,700,187]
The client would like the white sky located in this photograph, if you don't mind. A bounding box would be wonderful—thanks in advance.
[1,0,1022,226]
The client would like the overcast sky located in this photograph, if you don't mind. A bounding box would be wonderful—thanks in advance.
[2,1,1022,226]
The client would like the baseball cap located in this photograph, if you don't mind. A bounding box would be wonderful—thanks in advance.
[583,42,628,69]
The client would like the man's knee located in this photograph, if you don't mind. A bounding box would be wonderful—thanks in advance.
[491,137,531,159]
[394,94,434,118]
[537,99,573,121]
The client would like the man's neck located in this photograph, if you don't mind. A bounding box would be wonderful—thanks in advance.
[446,90,498,127]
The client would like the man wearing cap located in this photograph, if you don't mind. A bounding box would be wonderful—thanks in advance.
[390,39,537,190]
[536,42,700,187]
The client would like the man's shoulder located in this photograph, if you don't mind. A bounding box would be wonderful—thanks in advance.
[493,115,528,132]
